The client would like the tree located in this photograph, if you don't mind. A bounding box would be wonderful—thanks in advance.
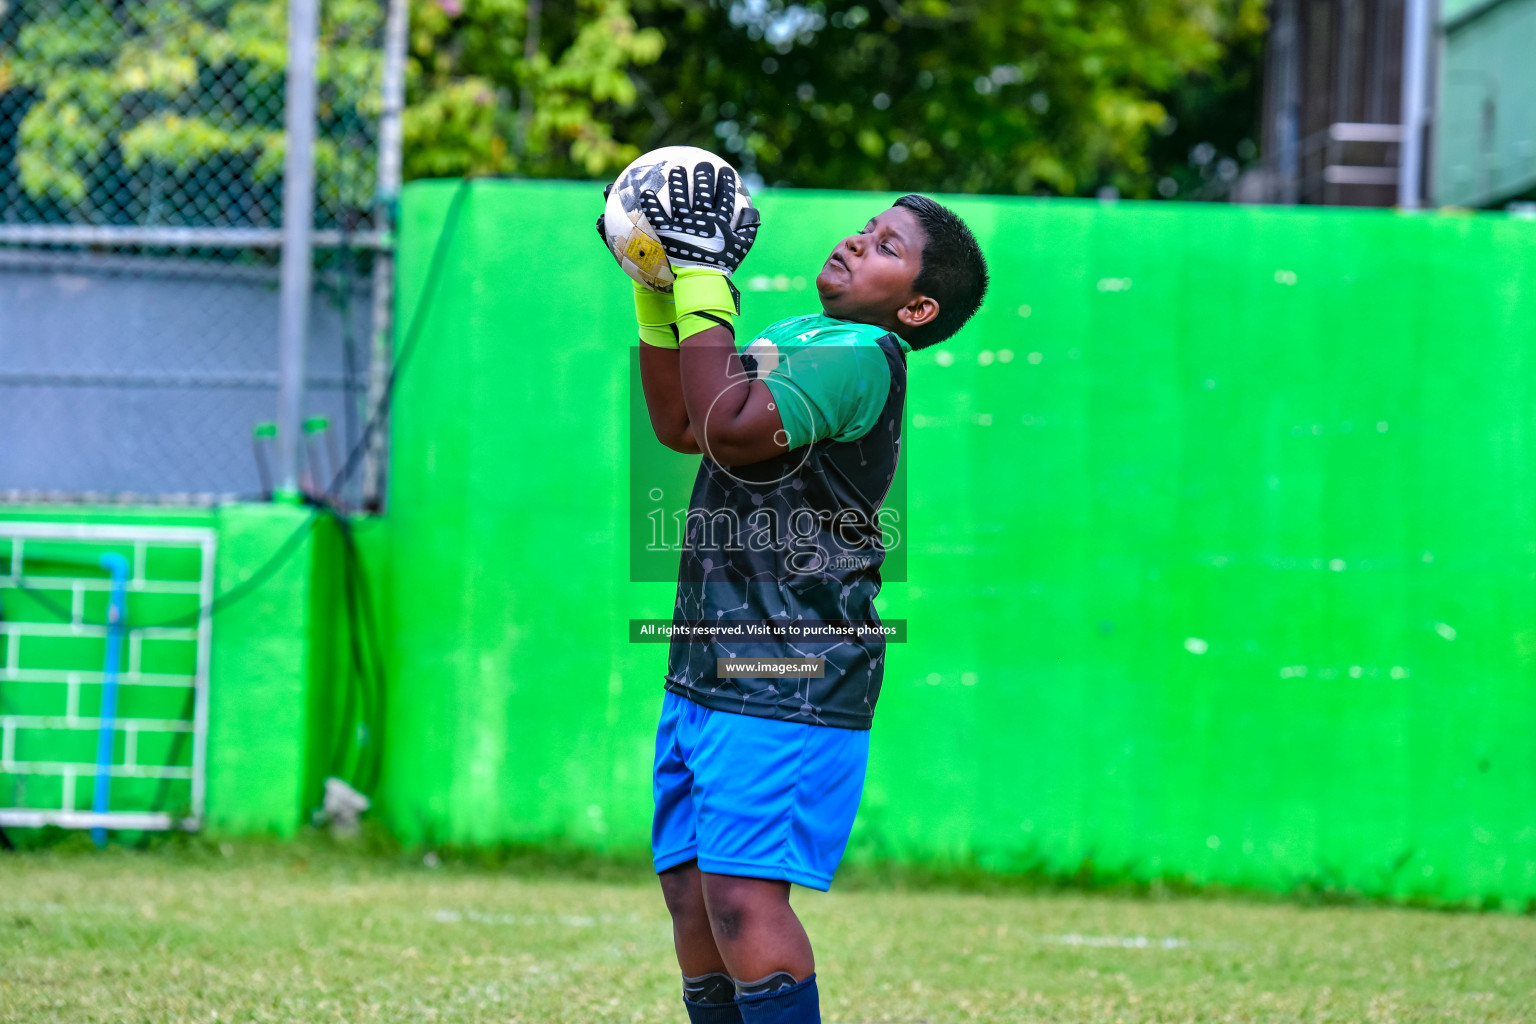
[1144,11,1267,200]
[404,0,1267,198]
[0,0,384,227]
[1,0,1268,211]
[623,0,1267,197]
[0,0,667,219]
[401,0,664,180]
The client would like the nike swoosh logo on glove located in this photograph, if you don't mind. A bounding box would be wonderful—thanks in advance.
[661,225,728,254]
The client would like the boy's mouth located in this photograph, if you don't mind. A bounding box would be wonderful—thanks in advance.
[826,252,849,274]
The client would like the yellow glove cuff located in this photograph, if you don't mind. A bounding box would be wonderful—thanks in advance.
[674,269,738,343]
[633,282,678,349]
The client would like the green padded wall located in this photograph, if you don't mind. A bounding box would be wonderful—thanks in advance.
[0,510,214,829]
[0,504,375,837]
[387,179,1536,905]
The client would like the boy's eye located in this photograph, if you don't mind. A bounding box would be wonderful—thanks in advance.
[881,243,897,256]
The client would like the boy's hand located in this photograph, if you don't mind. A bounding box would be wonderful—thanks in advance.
[639,163,760,276]
[595,184,617,262]
[598,183,680,347]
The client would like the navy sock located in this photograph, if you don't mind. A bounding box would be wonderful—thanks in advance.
[683,972,744,1024]
[683,998,745,1024]
[734,973,820,1024]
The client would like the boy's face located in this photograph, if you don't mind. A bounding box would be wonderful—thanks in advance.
[816,206,939,336]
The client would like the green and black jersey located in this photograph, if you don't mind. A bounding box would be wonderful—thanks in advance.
[665,313,909,730]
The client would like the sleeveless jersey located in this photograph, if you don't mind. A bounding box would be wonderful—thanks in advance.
[664,314,909,730]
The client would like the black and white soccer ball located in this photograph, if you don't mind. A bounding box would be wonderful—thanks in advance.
[601,145,754,292]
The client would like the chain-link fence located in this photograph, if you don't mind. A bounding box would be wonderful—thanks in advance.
[0,0,402,504]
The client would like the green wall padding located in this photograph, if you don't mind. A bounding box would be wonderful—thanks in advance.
[0,504,374,837]
[387,179,1536,905]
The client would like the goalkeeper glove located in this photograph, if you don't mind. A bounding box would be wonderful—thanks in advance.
[637,162,760,275]
[597,185,682,349]
[631,282,679,349]
[638,162,758,342]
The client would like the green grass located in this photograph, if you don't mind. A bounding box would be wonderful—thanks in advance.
[3,835,1535,1023]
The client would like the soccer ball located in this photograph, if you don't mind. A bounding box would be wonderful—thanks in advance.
[601,145,754,292]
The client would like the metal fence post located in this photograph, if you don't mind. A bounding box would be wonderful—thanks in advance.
[1398,0,1433,209]
[275,0,322,498]
[1272,0,1301,204]
[363,0,410,510]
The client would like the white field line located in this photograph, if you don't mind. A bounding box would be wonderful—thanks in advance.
[1034,933,1190,949]
[431,909,642,928]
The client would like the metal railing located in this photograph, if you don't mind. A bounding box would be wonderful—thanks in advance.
[1225,123,1406,205]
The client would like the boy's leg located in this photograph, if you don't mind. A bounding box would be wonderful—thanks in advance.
[659,859,731,976]
[701,872,823,1023]
[698,872,813,982]
[655,694,744,1022]
[660,859,744,1022]
[683,706,868,1022]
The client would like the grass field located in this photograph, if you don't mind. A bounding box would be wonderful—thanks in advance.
[3,837,1535,1023]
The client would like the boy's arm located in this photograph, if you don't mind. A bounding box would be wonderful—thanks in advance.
[628,165,778,464]
[638,344,702,454]
[599,201,701,454]
[677,323,788,466]
[627,273,702,454]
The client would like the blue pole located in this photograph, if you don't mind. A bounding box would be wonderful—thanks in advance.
[91,553,130,847]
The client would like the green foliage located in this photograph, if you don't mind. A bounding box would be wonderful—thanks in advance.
[626,0,1268,196]
[0,0,1268,219]
[404,0,1266,197]
[1145,3,1268,199]
[402,0,665,180]
[0,0,383,225]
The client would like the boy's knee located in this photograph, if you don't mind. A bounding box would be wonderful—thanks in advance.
[701,874,789,940]
[658,862,707,923]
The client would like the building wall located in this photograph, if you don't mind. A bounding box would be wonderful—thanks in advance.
[1434,0,1536,207]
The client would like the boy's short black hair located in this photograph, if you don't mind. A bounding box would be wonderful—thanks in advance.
[893,194,988,349]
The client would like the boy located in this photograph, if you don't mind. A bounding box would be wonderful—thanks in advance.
[602,164,988,1024]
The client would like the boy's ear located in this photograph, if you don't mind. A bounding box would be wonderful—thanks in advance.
[896,293,939,332]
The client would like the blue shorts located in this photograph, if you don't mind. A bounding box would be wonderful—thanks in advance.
[652,690,870,891]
